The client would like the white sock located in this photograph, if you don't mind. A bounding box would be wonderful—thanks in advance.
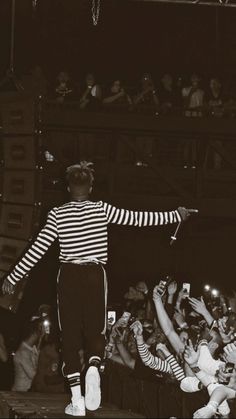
[89,356,101,368]
[67,372,82,404]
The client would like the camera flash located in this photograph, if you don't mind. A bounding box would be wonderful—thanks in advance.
[204,285,210,291]
[211,289,219,297]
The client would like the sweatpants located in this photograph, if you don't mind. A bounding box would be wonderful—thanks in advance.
[57,262,107,376]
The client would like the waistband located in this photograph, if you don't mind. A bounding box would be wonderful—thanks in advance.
[62,259,102,266]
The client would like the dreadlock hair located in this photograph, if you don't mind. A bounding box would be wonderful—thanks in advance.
[66,161,94,193]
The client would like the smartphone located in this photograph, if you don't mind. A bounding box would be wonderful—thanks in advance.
[107,311,116,326]
[224,362,234,374]
[157,280,167,296]
[182,283,191,297]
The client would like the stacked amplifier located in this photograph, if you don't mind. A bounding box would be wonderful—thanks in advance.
[0,92,43,312]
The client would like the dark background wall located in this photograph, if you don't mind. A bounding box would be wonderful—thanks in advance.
[1,0,236,82]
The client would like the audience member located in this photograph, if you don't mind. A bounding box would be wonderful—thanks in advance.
[103,79,133,111]
[133,73,159,114]
[182,73,205,117]
[79,73,102,110]
[12,316,45,391]
[159,73,178,114]
[54,71,74,104]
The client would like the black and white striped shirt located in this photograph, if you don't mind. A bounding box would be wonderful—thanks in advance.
[7,200,181,285]
[137,342,171,373]
[137,342,185,381]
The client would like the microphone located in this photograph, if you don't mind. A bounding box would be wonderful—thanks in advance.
[170,209,198,245]
[170,222,181,246]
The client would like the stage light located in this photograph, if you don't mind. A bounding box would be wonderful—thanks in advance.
[204,284,211,291]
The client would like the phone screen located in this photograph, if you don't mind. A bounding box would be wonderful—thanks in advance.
[225,362,234,374]
[183,283,191,296]
[107,311,116,326]
[157,280,167,296]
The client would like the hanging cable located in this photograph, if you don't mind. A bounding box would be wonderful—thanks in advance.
[91,0,101,26]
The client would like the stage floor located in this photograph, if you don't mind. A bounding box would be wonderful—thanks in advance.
[0,392,145,418]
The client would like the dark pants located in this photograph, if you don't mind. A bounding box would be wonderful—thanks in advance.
[57,263,107,376]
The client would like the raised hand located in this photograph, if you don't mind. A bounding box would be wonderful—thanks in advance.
[153,285,164,302]
[184,339,200,367]
[188,297,207,316]
[216,364,234,384]
[156,342,170,358]
[130,320,143,339]
[2,278,15,295]
[223,342,236,364]
[218,318,235,344]
[177,207,192,221]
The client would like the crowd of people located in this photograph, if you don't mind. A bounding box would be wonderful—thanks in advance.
[105,278,236,418]
[0,304,64,395]
[2,66,236,117]
[1,277,236,418]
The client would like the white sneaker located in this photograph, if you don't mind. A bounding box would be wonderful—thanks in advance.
[65,397,86,417]
[85,366,101,411]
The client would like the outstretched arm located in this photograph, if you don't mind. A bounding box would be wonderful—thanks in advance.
[188,297,214,327]
[130,321,171,373]
[2,209,58,291]
[103,203,191,227]
[153,286,185,355]
[193,385,236,418]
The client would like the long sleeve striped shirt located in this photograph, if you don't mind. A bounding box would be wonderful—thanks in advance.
[137,342,171,373]
[7,200,181,285]
[137,342,185,382]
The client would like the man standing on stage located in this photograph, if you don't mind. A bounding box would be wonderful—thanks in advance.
[2,161,191,417]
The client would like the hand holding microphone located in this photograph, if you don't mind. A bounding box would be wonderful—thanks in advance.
[170,207,198,245]
[177,207,198,221]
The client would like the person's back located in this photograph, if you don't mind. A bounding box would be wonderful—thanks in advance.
[55,199,109,264]
[12,341,39,391]
[12,318,43,392]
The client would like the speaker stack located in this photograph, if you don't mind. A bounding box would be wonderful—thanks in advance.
[0,92,43,312]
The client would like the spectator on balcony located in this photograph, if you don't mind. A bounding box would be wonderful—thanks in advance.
[54,71,74,104]
[182,74,205,168]
[79,73,102,111]
[133,73,159,114]
[205,77,225,117]
[203,77,225,169]
[175,76,185,110]
[182,74,205,117]
[159,73,178,115]
[103,79,133,112]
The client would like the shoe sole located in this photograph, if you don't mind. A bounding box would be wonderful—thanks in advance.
[85,367,101,411]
